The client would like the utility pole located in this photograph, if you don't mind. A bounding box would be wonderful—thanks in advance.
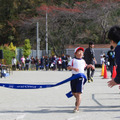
[36,22,40,58]
[45,10,48,55]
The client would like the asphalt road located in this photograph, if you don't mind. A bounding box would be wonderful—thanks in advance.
[0,69,120,120]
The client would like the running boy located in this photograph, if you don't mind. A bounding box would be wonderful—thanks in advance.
[107,26,120,88]
[67,47,91,113]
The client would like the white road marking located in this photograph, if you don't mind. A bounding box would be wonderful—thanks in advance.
[16,114,26,120]
[66,116,81,120]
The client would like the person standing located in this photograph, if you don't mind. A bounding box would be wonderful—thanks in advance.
[67,55,72,63]
[12,57,17,70]
[25,56,30,70]
[40,56,44,70]
[107,25,120,88]
[107,45,116,77]
[30,56,35,70]
[35,56,39,71]
[21,56,25,70]
[44,56,49,71]
[62,54,67,71]
[57,56,62,71]
[84,42,96,83]
[50,55,56,71]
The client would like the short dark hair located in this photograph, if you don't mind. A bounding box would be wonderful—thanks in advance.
[89,41,94,45]
[108,25,120,43]
[89,41,94,47]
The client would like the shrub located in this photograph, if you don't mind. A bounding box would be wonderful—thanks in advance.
[23,39,31,58]
[0,46,15,65]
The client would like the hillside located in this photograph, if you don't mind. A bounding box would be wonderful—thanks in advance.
[0,0,120,54]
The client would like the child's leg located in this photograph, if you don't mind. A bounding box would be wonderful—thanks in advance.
[72,92,77,106]
[72,92,77,98]
[75,93,81,110]
[72,92,81,110]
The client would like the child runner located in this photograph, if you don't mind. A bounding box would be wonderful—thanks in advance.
[107,25,120,88]
[67,47,91,113]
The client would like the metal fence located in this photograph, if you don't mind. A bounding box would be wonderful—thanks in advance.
[66,48,110,65]
[16,49,51,61]
[16,48,110,65]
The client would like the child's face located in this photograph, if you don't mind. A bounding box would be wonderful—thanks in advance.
[75,50,83,58]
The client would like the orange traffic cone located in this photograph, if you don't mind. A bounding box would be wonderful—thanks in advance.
[103,65,108,79]
[101,63,104,76]
[112,66,117,79]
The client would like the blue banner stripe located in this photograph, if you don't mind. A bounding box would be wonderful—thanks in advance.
[0,73,87,98]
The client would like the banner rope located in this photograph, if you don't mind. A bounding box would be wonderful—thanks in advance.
[0,73,87,98]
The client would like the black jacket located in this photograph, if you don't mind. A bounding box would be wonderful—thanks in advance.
[114,45,120,84]
[84,48,95,64]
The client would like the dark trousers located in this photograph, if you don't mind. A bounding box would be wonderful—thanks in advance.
[12,65,16,70]
[109,65,114,77]
[45,64,49,71]
[36,64,39,71]
[87,68,95,80]
[0,67,2,78]
[62,62,67,70]
[25,64,29,70]
[58,64,62,71]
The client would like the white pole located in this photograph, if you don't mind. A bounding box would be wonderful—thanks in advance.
[46,10,48,55]
[37,22,40,58]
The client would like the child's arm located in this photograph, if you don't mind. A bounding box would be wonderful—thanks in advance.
[67,66,79,72]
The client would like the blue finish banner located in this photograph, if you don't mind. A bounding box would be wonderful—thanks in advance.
[0,73,87,98]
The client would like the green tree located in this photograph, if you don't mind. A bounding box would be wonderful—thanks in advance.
[9,42,16,51]
[0,46,15,65]
[23,39,31,58]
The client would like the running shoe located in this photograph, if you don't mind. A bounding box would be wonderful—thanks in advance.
[88,80,91,83]
[91,77,93,82]
[73,109,79,113]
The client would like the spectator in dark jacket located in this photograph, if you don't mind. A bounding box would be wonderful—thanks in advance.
[40,56,44,70]
[44,56,49,71]
[35,56,39,71]
[107,25,120,88]
[25,56,30,70]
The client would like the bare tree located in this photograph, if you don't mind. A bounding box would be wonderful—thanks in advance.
[14,1,120,52]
